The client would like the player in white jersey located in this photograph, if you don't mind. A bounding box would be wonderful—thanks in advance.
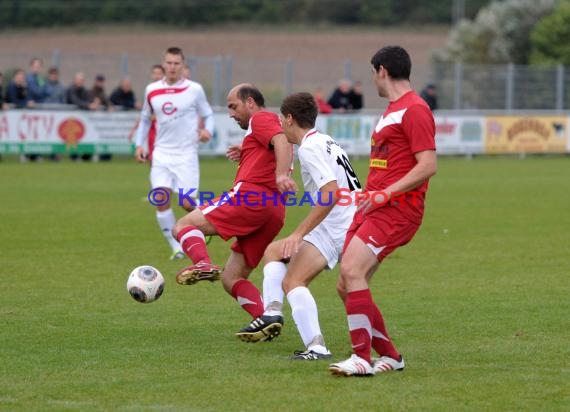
[134,47,214,260]
[236,92,362,361]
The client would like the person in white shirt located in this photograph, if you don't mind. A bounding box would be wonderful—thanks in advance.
[236,92,362,361]
[134,47,214,260]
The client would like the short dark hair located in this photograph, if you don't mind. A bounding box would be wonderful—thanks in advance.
[370,46,411,80]
[280,92,318,129]
[237,85,265,107]
[48,67,59,75]
[152,64,165,73]
[165,47,184,60]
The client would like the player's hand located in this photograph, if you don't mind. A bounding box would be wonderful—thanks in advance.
[198,129,212,143]
[357,191,387,215]
[276,174,298,193]
[226,144,242,162]
[281,233,303,260]
[135,146,147,163]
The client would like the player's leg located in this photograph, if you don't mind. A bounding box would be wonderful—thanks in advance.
[260,240,289,317]
[282,241,331,360]
[173,208,221,285]
[150,162,184,259]
[328,235,378,376]
[174,151,199,213]
[224,250,283,342]
[234,214,285,343]
[330,210,415,376]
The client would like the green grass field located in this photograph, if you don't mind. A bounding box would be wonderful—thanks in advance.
[1,155,569,411]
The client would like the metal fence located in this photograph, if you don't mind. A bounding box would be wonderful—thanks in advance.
[435,62,570,111]
[2,50,569,112]
[0,50,428,111]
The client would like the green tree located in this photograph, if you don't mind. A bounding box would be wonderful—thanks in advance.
[529,2,570,65]
[436,0,556,64]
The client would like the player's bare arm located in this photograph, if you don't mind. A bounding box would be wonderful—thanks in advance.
[359,149,437,214]
[281,180,340,259]
[272,133,298,193]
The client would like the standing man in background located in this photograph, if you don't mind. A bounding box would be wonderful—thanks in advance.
[26,57,47,104]
[329,45,437,377]
[135,47,214,260]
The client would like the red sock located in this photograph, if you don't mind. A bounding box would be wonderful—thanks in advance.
[370,302,400,360]
[345,289,374,364]
[231,279,264,318]
[176,226,211,264]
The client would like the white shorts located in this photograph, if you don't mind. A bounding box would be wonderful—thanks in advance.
[303,222,346,270]
[150,151,199,196]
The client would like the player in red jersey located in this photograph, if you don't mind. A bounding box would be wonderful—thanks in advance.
[146,64,166,163]
[172,83,297,336]
[128,65,164,162]
[329,46,437,377]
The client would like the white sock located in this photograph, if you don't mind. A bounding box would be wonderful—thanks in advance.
[262,261,287,315]
[287,286,323,348]
[156,209,181,252]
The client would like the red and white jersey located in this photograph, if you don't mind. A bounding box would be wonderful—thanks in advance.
[234,111,283,191]
[140,78,213,157]
[298,128,361,232]
[368,90,436,220]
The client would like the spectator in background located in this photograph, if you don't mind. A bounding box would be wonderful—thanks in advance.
[327,79,352,111]
[67,72,99,110]
[5,69,33,109]
[314,87,332,114]
[44,67,66,104]
[110,77,138,110]
[349,80,364,110]
[420,83,438,111]
[91,74,112,111]
[26,57,47,104]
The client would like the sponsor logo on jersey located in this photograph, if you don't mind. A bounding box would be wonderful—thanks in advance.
[161,102,177,115]
[370,158,387,168]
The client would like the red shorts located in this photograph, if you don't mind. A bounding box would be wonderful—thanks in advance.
[200,182,285,268]
[343,206,421,262]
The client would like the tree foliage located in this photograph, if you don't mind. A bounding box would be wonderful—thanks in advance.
[0,0,492,28]
[435,0,556,64]
[529,1,570,66]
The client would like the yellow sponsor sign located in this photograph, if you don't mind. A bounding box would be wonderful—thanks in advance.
[485,116,567,153]
[370,158,387,168]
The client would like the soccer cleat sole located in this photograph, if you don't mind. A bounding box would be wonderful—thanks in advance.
[235,323,282,343]
[175,268,221,285]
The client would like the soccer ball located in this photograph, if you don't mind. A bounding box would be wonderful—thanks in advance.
[127,265,165,303]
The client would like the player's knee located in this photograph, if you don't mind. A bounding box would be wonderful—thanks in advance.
[171,220,184,239]
[262,242,281,264]
[336,278,347,302]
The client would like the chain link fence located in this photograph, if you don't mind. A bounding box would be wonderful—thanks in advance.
[435,62,570,111]
[2,51,569,112]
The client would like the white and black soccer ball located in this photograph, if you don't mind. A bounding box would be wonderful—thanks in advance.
[127,265,165,303]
